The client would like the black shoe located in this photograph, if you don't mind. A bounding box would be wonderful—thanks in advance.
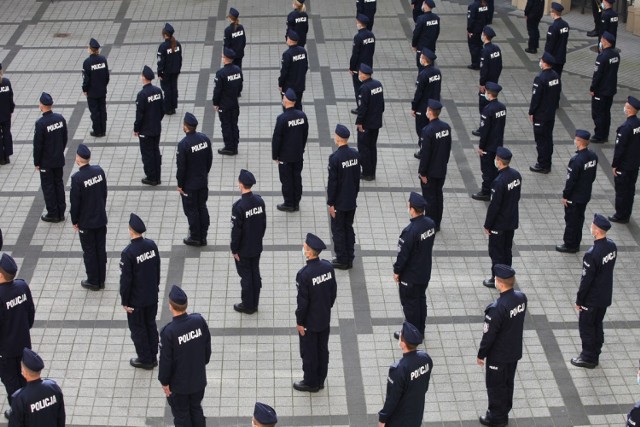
[233,303,257,314]
[393,330,401,340]
[435,225,440,232]
[217,148,238,156]
[293,380,320,392]
[81,280,101,291]
[4,157,9,164]
[471,191,491,201]
[41,214,64,223]
[331,259,351,270]
[99,282,105,289]
[90,131,105,137]
[293,205,300,212]
[130,357,155,370]
[529,164,550,174]
[165,109,176,116]
[608,215,629,224]
[471,128,481,137]
[141,178,160,186]
[570,356,598,369]
[4,409,11,420]
[277,203,296,212]
[183,237,203,246]
[200,239,208,246]
[555,244,579,253]
[413,150,421,159]
[483,277,495,288]
[0,159,6,165]
[360,175,375,181]
[467,64,480,70]
[586,29,599,37]
[350,108,358,115]
[525,48,537,54]
[479,415,508,427]
[590,137,606,143]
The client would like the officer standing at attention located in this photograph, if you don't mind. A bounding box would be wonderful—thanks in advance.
[70,144,108,291]
[411,49,441,159]
[473,26,502,136]
[294,233,337,393]
[471,82,506,202]
[393,193,436,339]
[355,64,385,181]
[357,0,377,30]
[120,213,161,370]
[176,112,213,247]
[231,169,267,315]
[8,348,65,426]
[570,214,617,369]
[134,65,164,186]
[278,31,308,110]
[82,38,109,138]
[253,402,278,427]
[213,48,243,156]
[482,147,521,288]
[524,0,544,54]
[349,14,376,113]
[272,89,309,212]
[412,0,440,73]
[529,52,561,174]
[157,23,182,115]
[327,124,360,270]
[33,92,67,223]
[544,3,569,77]
[159,286,211,427]
[589,31,620,143]
[467,0,490,70]
[0,254,35,420]
[224,8,246,68]
[378,321,433,427]
[477,265,527,427]
[599,0,618,43]
[556,130,598,253]
[286,0,309,47]
[418,100,452,231]
[0,63,15,165]
[609,96,640,224]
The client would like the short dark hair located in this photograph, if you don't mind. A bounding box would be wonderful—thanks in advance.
[184,123,196,132]
[0,267,15,282]
[410,205,425,214]
[169,300,188,312]
[400,335,418,351]
[428,107,441,118]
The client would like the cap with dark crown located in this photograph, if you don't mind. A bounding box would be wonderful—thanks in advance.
[223,47,236,59]
[0,253,17,275]
[142,65,154,80]
[335,124,350,139]
[628,96,640,110]
[409,192,427,209]
[602,31,616,44]
[89,38,100,49]
[40,92,53,106]
[228,7,240,18]
[129,213,146,234]
[401,321,423,345]
[575,129,591,141]
[287,30,299,42]
[305,233,326,252]
[163,22,175,35]
[494,264,515,279]
[541,52,556,65]
[254,402,278,425]
[183,112,198,127]
[238,169,256,186]
[483,26,496,38]
[77,143,91,160]
[551,2,564,11]
[420,48,437,61]
[284,88,297,102]
[169,285,188,304]
[427,99,443,110]
[592,213,611,231]
[359,63,373,74]
[356,14,370,25]
[485,81,502,94]
[496,146,512,161]
[22,348,44,372]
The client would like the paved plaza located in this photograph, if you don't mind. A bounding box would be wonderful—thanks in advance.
[1,0,640,425]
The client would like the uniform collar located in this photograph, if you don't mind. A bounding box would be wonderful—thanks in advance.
[131,236,144,242]
[497,166,509,174]
[42,110,53,116]
[79,164,90,169]
[306,257,320,265]
[241,191,253,198]
[173,312,188,320]
[410,214,423,222]
[499,287,515,296]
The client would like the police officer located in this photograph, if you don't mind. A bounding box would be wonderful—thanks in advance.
[556,130,598,253]
[224,8,246,68]
[120,213,161,370]
[477,265,527,427]
[411,49,441,159]
[294,233,337,392]
[272,89,309,212]
[473,26,502,135]
[544,2,569,77]
[278,31,308,110]
[134,65,164,186]
[600,0,618,43]
[609,96,640,224]
[157,23,182,115]
[529,52,561,174]
[393,193,436,338]
[213,48,243,155]
[590,31,619,143]
[231,169,267,314]
[70,144,108,291]
[571,214,617,369]
[176,112,213,247]
[418,100,451,231]
[0,254,35,420]
[349,14,376,112]
[411,0,425,22]
[355,64,385,181]
[628,385,640,427]
[286,0,309,47]
[467,0,490,70]
[524,0,544,53]
[482,147,521,288]
[8,348,65,426]
[412,0,440,72]
[159,286,211,426]
[357,0,377,30]
[472,82,506,201]
[82,38,109,138]
[327,124,360,270]
[0,63,15,165]
[253,402,278,427]
[33,92,67,223]
[378,321,433,427]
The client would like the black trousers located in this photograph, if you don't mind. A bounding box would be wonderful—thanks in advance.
[232,57,243,68]
[478,91,489,116]
[127,304,159,364]
[352,72,363,101]
[398,281,428,335]
[0,119,13,160]
[526,17,541,50]
[592,0,602,29]
[299,327,330,387]
[0,227,3,251]
[552,63,564,78]
[0,355,26,406]
[180,187,210,243]
[357,128,379,177]
[421,177,445,227]
[167,388,206,427]
[415,114,429,149]
[87,96,107,135]
[278,161,304,208]
[480,151,497,194]
[79,226,107,285]
[161,73,179,112]
[331,209,356,264]
[488,229,514,277]
[39,167,66,218]
[614,169,639,220]
[533,119,555,169]
[485,361,518,423]
[579,306,607,363]
[139,135,161,182]
[563,202,587,249]
[592,94,614,140]
[468,33,483,66]
[235,255,262,310]
[218,108,240,152]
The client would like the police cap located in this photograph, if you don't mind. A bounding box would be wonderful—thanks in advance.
[409,192,427,209]
[592,213,611,231]
[427,99,442,111]
[356,14,370,25]
[485,81,502,94]
[183,112,198,127]
[602,31,616,44]
[238,169,256,186]
[424,0,436,8]
[494,264,515,279]
[541,52,556,65]
[359,63,373,74]
[22,348,44,372]
[420,48,437,61]
[496,146,512,161]
[551,2,564,11]
[142,65,155,81]
[40,92,53,106]
[89,38,100,49]
[335,124,350,139]
[223,47,236,59]
[228,7,240,18]
[284,88,297,102]
[254,402,278,425]
[77,143,91,160]
[628,96,640,110]
[298,0,306,3]
[604,0,615,4]
[129,213,146,234]
[401,321,423,345]
[483,26,496,38]
[575,129,591,141]
[0,253,17,275]
[169,285,188,304]
[305,233,326,252]
[287,30,300,42]
[163,22,175,35]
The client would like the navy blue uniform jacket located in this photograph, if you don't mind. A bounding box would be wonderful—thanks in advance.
[544,18,569,64]
[213,64,243,110]
[272,107,309,162]
[412,66,442,113]
[33,111,68,168]
[356,78,385,129]
[295,258,337,332]
[119,237,161,308]
[350,28,376,72]
[70,164,108,229]
[419,118,452,179]
[563,148,598,203]
[157,40,182,76]
[393,215,436,284]
[231,192,267,258]
[176,131,213,190]
[327,145,360,211]
[10,379,65,427]
[529,68,561,121]
[612,116,640,171]
[0,279,34,357]
[82,54,110,98]
[412,11,440,52]
[478,288,527,362]
[576,237,617,307]
[590,47,620,97]
[484,167,521,231]
[279,45,308,92]
[224,24,246,59]
[479,99,506,153]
